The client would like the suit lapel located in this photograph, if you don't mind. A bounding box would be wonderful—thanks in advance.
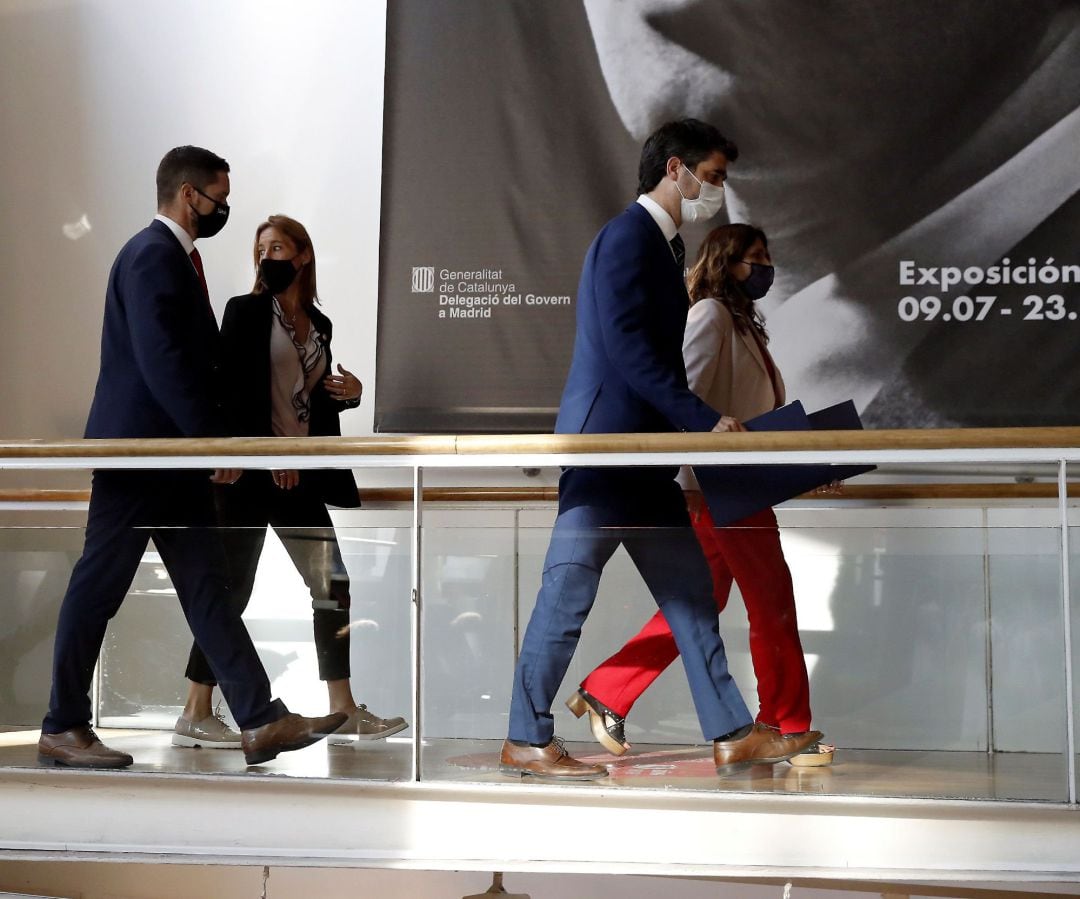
[148,221,221,335]
[248,295,275,434]
[737,325,770,379]
[737,324,786,405]
[627,202,683,277]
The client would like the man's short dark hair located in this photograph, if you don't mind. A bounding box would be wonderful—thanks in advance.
[637,119,738,195]
[156,146,230,207]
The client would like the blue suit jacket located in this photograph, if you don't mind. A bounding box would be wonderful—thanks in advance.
[84,219,223,439]
[555,202,721,453]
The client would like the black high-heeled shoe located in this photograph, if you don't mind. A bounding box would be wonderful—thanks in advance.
[566,688,630,756]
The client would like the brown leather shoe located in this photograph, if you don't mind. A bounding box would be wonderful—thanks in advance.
[241,712,348,765]
[714,723,823,776]
[499,737,608,781]
[38,726,133,769]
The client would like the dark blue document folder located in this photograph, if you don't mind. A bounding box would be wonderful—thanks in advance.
[693,400,874,527]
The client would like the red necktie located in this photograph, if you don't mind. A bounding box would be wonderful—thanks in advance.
[189,247,213,315]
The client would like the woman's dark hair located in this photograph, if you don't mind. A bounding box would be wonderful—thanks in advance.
[251,215,319,307]
[637,118,738,195]
[686,223,769,341]
[156,146,229,207]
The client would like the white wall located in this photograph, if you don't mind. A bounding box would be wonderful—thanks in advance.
[0,0,391,724]
[0,0,387,440]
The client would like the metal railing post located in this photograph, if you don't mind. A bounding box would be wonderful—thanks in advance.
[1058,459,1076,804]
[981,507,995,755]
[410,465,423,783]
[512,508,521,666]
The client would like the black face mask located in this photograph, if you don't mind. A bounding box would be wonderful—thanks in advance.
[738,262,775,300]
[190,186,230,239]
[260,257,300,294]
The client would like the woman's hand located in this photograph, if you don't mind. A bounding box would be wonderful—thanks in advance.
[813,479,844,496]
[210,469,242,485]
[684,490,706,515]
[711,416,745,432]
[272,469,299,490]
[324,363,362,402]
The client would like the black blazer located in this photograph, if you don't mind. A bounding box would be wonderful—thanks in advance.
[219,292,361,508]
[86,219,223,438]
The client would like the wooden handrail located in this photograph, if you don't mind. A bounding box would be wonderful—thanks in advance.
[4,483,1079,504]
[0,489,95,502]
[1,426,1080,457]
[454,427,1080,454]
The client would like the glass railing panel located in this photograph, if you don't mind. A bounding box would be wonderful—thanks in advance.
[0,526,83,729]
[416,510,518,785]
[420,500,1069,802]
[987,508,1067,749]
[0,511,414,781]
[1,463,1074,805]
[985,505,1071,803]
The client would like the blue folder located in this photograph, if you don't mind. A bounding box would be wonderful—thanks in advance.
[692,400,874,527]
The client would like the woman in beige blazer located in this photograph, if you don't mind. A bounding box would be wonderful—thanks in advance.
[576,224,832,766]
[681,229,784,424]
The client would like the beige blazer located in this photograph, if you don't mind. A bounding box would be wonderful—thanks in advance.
[678,297,786,489]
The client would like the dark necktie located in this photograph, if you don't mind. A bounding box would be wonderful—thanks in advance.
[670,233,685,270]
[189,247,214,316]
[189,247,209,297]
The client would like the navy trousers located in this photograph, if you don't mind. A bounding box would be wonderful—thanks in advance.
[508,468,751,745]
[43,470,287,733]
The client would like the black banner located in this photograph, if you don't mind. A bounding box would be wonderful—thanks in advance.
[377,0,1080,433]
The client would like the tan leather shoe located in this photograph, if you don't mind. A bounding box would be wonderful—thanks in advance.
[713,723,823,776]
[327,704,409,745]
[241,712,348,765]
[38,726,133,769]
[172,711,242,749]
[499,737,608,781]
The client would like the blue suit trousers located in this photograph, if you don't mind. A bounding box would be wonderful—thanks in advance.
[509,469,751,745]
[43,470,287,733]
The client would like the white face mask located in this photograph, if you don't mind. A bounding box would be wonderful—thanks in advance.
[676,165,726,223]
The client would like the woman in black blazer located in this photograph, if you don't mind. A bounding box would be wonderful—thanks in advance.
[174,215,406,749]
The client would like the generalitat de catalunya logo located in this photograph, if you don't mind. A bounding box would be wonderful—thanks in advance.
[411,266,435,293]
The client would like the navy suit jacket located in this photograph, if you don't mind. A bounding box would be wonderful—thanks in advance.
[85,219,223,439]
[218,292,361,508]
[555,202,721,481]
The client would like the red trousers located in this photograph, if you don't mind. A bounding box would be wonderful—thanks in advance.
[580,504,812,734]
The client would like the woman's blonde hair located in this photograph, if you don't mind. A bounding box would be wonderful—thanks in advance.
[685,223,769,341]
[251,214,319,307]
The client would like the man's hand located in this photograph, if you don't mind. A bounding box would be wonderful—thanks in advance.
[711,416,745,433]
[272,469,300,490]
[210,468,242,484]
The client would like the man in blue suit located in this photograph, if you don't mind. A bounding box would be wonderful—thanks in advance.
[38,146,346,768]
[502,120,821,778]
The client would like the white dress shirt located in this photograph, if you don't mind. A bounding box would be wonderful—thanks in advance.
[635,194,681,262]
[153,212,195,256]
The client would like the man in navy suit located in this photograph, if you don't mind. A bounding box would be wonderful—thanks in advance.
[38,146,346,768]
[501,120,821,778]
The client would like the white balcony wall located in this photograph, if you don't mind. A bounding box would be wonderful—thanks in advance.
[0,0,387,445]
